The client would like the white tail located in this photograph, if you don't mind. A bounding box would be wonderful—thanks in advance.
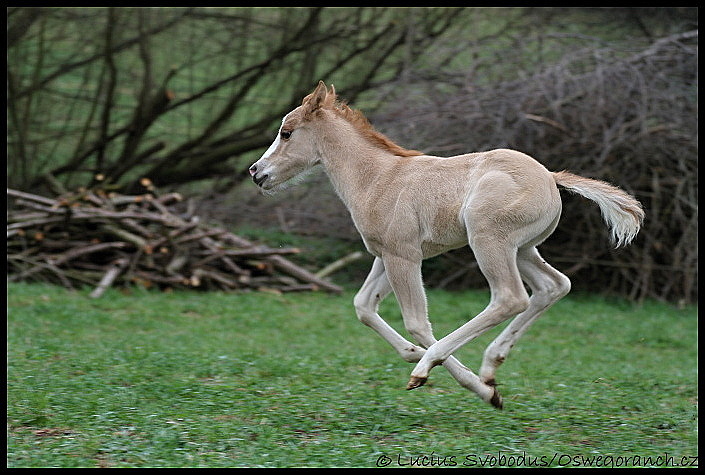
[553,171,644,247]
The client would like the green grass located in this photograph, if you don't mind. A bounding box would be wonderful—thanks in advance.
[7,282,698,468]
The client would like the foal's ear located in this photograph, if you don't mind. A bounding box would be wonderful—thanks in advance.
[303,80,331,118]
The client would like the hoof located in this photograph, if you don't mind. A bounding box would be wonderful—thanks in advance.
[489,387,503,410]
[406,376,427,390]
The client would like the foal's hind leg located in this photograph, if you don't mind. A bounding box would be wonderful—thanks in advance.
[479,247,571,387]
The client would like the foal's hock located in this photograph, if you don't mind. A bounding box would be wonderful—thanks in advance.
[249,81,644,408]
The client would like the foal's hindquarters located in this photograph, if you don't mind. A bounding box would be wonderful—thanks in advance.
[403,151,570,402]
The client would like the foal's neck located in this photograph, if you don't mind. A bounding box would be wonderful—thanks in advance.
[318,119,399,211]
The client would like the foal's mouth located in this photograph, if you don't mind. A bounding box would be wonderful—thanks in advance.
[249,164,269,188]
[252,173,269,187]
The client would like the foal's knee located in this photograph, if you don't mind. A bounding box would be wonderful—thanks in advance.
[353,293,376,326]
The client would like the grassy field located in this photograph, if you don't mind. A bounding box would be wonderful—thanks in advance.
[7,282,698,468]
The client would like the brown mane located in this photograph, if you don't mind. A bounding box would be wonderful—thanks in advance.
[331,100,423,158]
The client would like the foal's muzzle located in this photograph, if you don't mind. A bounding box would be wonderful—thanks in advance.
[249,164,268,187]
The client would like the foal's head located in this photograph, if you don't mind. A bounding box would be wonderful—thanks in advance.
[249,81,335,193]
[249,80,422,193]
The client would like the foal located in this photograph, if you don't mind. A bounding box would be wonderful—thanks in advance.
[249,81,644,408]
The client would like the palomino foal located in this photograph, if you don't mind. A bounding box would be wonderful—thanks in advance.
[249,81,644,408]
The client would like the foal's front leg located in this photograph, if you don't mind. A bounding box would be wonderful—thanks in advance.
[354,257,426,362]
[382,255,501,407]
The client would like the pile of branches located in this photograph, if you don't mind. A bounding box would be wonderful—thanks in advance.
[7,187,342,297]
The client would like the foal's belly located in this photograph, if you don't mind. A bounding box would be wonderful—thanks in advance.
[419,211,468,259]
[420,240,467,260]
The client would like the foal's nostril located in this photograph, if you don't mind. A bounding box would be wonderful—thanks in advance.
[249,165,257,177]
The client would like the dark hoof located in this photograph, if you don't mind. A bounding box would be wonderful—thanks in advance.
[406,376,427,390]
[489,388,503,409]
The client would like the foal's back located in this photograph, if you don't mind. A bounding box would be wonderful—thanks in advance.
[358,148,562,259]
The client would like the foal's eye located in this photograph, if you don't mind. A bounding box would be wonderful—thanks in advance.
[280,130,292,140]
